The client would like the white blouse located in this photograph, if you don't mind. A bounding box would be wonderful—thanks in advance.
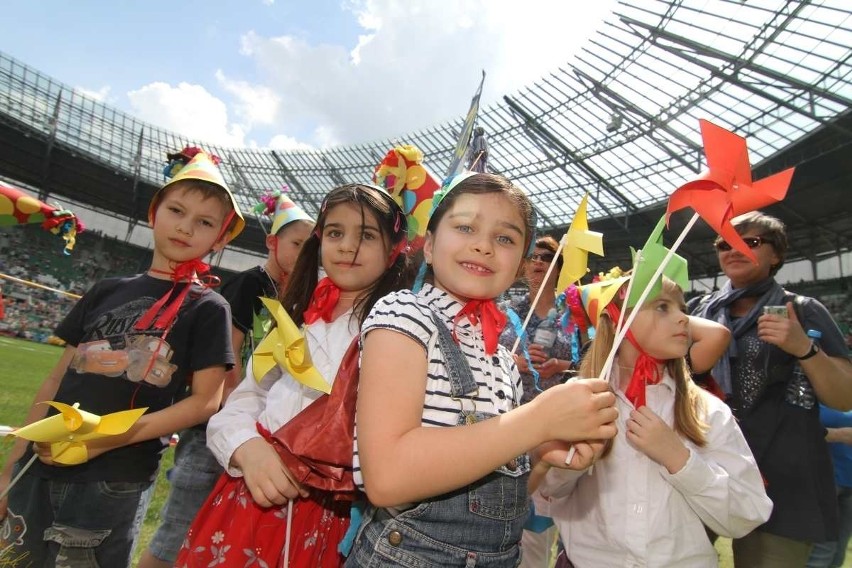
[539,370,772,568]
[206,310,359,476]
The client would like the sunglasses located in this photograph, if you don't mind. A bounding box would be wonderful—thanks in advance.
[529,252,556,263]
[714,236,770,252]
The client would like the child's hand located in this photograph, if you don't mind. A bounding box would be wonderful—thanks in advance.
[626,407,689,474]
[535,440,606,471]
[232,437,308,507]
[535,378,618,443]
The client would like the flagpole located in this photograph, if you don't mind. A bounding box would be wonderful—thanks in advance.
[598,213,699,382]
[511,234,566,355]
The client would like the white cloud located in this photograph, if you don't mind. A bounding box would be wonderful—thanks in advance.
[268,134,314,151]
[74,85,111,102]
[241,0,617,146]
[127,82,245,147]
[215,69,280,127]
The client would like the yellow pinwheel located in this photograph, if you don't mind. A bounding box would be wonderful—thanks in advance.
[7,402,147,465]
[252,297,332,393]
[557,194,605,293]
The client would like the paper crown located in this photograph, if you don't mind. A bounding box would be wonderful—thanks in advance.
[150,151,245,242]
[270,193,313,235]
[627,216,688,308]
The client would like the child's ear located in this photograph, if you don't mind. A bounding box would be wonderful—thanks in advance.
[265,233,277,252]
[211,237,229,253]
[423,231,434,265]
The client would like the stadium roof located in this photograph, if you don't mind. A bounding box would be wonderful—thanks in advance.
[1,0,850,278]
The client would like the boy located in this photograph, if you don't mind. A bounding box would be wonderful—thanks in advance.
[138,192,313,568]
[0,150,243,567]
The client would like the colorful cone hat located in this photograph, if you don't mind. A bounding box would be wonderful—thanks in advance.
[149,151,245,241]
[579,273,630,328]
[270,193,313,235]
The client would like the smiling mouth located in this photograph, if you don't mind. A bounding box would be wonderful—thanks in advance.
[170,238,190,247]
[461,262,492,274]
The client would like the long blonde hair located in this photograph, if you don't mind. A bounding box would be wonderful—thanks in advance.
[580,277,709,448]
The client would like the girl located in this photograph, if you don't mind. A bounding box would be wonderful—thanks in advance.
[176,183,411,568]
[537,276,773,567]
[346,172,619,567]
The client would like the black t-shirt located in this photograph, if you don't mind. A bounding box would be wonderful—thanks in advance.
[26,274,234,483]
[219,265,277,367]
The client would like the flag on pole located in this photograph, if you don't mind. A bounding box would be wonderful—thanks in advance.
[445,70,486,179]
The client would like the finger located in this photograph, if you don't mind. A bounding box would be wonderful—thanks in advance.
[277,465,308,499]
[579,378,611,392]
[786,301,799,323]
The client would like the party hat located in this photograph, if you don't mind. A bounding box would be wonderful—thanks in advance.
[579,274,630,328]
[270,193,314,235]
[150,151,245,241]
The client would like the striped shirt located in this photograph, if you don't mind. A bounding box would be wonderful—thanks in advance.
[352,284,522,490]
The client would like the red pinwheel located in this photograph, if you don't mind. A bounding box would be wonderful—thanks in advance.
[0,181,85,254]
[666,119,794,262]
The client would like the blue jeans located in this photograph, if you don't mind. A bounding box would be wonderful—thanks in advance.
[146,428,222,563]
[808,485,852,568]
[2,463,151,567]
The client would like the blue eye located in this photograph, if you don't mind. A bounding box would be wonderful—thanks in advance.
[497,235,515,245]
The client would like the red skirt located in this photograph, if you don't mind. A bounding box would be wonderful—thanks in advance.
[176,473,350,568]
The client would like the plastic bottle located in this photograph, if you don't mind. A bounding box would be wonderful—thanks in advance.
[532,308,558,349]
[786,329,821,410]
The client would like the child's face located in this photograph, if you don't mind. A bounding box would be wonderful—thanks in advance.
[628,288,690,361]
[267,220,312,276]
[424,192,526,302]
[150,185,229,269]
[320,202,390,295]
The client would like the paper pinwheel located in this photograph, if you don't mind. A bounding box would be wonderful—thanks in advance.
[373,144,441,251]
[6,402,146,465]
[627,216,689,308]
[556,194,604,293]
[252,297,332,393]
[0,181,85,254]
[666,119,794,262]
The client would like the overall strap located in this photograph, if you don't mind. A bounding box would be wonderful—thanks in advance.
[429,310,479,398]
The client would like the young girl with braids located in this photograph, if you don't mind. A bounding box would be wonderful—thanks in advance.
[346,172,619,567]
[176,184,411,568]
[537,275,773,567]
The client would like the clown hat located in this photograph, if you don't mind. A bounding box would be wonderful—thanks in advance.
[150,151,245,242]
[270,193,313,235]
[578,274,630,328]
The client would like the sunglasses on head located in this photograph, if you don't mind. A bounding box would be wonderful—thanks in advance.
[530,252,556,263]
[714,236,769,252]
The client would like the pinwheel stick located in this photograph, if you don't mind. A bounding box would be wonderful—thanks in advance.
[284,499,294,568]
[0,453,38,501]
[510,234,567,355]
[599,212,700,383]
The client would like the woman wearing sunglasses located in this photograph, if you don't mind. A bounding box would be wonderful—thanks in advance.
[690,211,852,567]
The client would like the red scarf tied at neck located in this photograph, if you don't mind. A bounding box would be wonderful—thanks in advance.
[452,299,507,355]
[136,258,214,333]
[605,303,664,409]
[303,277,341,325]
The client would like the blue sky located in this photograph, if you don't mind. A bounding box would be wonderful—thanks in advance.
[2,0,615,149]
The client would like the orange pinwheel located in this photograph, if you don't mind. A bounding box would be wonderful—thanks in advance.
[666,119,794,262]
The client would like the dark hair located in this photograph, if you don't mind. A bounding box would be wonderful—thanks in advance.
[715,211,788,275]
[281,184,411,327]
[423,173,535,281]
[154,179,239,236]
[533,235,563,271]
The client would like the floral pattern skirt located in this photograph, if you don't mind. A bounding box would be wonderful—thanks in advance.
[175,473,350,568]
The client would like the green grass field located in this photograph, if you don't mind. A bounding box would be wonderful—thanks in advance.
[2,335,850,567]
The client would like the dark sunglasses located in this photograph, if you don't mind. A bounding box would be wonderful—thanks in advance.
[530,252,556,263]
[714,236,770,252]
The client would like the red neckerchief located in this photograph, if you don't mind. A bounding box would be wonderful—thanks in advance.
[303,277,341,325]
[136,258,213,333]
[606,304,664,409]
[453,299,507,355]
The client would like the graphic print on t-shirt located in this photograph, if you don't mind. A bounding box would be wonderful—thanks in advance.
[68,296,178,387]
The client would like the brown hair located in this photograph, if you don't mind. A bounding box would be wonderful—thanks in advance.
[281,184,411,327]
[152,179,239,237]
[580,277,708,455]
[715,211,788,275]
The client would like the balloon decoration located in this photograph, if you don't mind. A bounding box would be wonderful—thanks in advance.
[0,181,85,254]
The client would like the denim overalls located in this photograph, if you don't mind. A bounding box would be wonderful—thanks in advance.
[346,310,530,567]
